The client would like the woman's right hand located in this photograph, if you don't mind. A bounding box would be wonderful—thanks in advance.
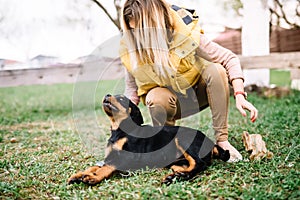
[235,94,258,123]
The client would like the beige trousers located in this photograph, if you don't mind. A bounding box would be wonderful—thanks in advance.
[145,63,229,142]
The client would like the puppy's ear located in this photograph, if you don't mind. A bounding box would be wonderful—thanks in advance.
[129,101,144,125]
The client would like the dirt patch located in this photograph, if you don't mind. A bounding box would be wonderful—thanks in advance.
[0,120,75,133]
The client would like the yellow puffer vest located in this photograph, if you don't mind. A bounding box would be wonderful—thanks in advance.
[119,5,206,98]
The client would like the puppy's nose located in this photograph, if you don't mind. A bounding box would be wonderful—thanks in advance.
[103,94,111,103]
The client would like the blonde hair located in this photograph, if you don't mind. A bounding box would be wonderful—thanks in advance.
[121,0,174,77]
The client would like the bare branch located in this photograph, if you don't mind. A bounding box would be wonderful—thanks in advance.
[269,7,280,26]
[296,1,300,17]
[90,0,121,30]
[271,0,300,28]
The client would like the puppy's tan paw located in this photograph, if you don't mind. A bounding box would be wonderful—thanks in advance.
[68,172,84,184]
[82,174,101,185]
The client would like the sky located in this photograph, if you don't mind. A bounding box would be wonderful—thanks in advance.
[0,0,118,62]
[0,0,297,63]
[0,0,239,63]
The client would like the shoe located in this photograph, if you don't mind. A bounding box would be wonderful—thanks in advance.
[217,141,243,162]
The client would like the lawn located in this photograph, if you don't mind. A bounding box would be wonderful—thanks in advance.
[0,78,299,199]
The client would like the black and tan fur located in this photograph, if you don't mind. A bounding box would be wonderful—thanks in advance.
[68,94,230,185]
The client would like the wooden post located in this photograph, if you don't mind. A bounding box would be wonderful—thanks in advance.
[291,69,300,90]
[241,0,270,86]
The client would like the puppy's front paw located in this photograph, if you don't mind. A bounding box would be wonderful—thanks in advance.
[68,172,84,184]
[82,174,101,185]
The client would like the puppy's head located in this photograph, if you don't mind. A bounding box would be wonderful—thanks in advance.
[102,94,144,126]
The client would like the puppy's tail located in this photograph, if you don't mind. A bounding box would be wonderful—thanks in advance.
[213,145,230,162]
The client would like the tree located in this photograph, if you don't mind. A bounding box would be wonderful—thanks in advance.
[223,0,300,29]
[223,0,243,16]
[269,0,300,29]
[91,0,122,30]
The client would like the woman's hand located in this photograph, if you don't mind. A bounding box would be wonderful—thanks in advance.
[232,78,258,122]
[235,94,258,122]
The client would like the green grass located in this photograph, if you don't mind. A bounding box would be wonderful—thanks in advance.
[270,69,291,87]
[0,78,299,199]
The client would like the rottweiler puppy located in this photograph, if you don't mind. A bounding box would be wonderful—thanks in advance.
[68,94,229,185]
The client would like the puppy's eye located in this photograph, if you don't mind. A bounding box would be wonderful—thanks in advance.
[119,97,124,101]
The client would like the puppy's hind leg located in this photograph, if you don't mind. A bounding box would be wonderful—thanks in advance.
[213,145,230,162]
[162,139,207,185]
[162,154,206,185]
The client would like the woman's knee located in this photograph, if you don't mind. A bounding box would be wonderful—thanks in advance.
[145,87,178,126]
[216,64,228,83]
[200,64,229,99]
[204,63,228,83]
[145,87,177,108]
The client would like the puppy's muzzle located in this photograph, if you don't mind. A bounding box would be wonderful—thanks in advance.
[103,94,118,116]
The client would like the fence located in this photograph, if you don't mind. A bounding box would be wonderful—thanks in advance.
[0,59,124,88]
[0,52,300,88]
[213,27,300,55]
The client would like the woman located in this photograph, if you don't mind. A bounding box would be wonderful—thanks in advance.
[119,0,258,162]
